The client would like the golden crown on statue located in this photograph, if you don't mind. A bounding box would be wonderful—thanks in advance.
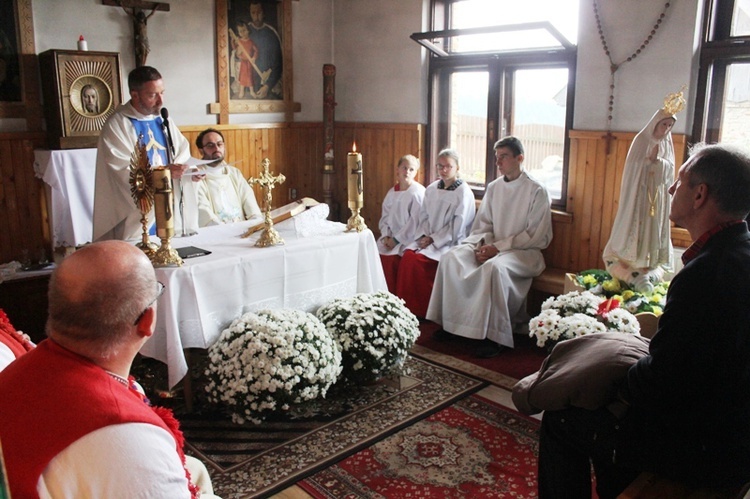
[663,85,687,116]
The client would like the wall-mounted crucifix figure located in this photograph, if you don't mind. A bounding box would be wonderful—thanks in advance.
[102,0,170,67]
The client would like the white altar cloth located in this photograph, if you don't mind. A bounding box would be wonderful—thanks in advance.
[140,213,388,388]
[33,148,98,248]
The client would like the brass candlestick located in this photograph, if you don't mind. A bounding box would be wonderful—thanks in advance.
[129,138,158,256]
[150,168,182,267]
[248,158,286,247]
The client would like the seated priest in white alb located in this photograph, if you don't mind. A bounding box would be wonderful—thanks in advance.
[194,128,262,226]
[426,136,552,358]
[93,66,200,241]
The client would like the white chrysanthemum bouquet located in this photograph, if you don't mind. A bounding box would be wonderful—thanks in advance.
[529,291,641,349]
[204,309,342,424]
[316,291,420,384]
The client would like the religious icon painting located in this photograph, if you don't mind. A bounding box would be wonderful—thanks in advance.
[38,50,122,149]
[210,0,299,122]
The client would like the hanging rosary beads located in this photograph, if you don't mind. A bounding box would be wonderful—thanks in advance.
[593,0,671,151]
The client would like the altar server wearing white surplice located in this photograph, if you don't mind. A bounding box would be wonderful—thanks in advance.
[395,149,475,318]
[427,136,552,358]
[93,66,199,241]
[194,128,262,227]
[378,154,426,293]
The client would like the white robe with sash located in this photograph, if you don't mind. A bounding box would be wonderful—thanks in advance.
[195,162,261,227]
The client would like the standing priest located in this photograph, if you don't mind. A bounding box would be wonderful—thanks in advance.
[93,66,200,241]
[427,136,552,358]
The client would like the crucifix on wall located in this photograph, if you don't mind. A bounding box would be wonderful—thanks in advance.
[102,0,170,67]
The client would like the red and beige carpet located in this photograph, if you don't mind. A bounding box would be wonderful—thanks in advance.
[298,394,540,498]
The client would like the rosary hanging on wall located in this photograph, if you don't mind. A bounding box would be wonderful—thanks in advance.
[593,0,671,154]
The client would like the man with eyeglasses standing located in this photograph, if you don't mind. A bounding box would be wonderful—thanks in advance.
[427,136,552,358]
[0,241,219,498]
[194,128,262,227]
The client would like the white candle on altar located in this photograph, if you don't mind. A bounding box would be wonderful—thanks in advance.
[347,142,363,209]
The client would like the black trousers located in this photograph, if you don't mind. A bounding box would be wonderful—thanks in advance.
[538,407,640,499]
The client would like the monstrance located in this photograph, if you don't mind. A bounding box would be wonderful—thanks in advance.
[129,139,158,255]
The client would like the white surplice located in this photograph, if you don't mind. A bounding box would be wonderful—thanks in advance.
[195,161,262,227]
[426,172,552,348]
[404,179,475,261]
[93,102,199,241]
[377,182,426,256]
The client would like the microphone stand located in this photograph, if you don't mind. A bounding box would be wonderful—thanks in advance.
[161,109,185,236]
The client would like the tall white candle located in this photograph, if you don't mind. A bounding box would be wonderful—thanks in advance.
[347,143,363,209]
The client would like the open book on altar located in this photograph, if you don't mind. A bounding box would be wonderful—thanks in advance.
[241,197,321,238]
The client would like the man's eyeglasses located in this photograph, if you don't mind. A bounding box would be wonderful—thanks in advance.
[134,281,166,325]
[202,141,224,149]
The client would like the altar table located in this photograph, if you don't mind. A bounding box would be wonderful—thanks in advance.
[139,212,388,388]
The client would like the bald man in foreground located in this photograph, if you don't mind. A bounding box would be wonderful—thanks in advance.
[0,241,218,498]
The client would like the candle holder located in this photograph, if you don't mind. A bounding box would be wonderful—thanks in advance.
[129,139,158,256]
[346,206,366,232]
[150,168,183,267]
[248,158,286,248]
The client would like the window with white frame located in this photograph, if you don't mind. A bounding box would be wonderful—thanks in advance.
[414,0,579,208]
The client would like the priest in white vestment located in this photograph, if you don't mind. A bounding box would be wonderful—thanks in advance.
[603,106,677,292]
[378,154,426,292]
[93,66,199,242]
[194,128,262,226]
[427,136,552,358]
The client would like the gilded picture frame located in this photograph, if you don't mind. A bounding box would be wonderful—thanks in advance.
[210,0,299,123]
[0,0,42,128]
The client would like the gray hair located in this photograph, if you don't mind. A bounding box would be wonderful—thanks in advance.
[686,142,750,220]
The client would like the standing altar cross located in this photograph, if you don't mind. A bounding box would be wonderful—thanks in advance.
[248,158,286,247]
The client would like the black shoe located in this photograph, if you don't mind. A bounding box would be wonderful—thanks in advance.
[432,328,453,342]
[474,339,508,358]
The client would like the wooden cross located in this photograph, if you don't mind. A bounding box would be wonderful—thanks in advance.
[102,0,170,67]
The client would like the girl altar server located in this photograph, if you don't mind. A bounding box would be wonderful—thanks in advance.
[377,154,426,292]
[395,148,476,317]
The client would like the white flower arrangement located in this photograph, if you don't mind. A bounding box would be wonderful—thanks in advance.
[316,291,420,384]
[529,291,641,349]
[204,309,342,425]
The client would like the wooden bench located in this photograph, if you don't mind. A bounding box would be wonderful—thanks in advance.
[531,267,568,295]
[619,472,748,498]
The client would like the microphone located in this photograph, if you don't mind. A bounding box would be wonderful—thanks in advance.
[160,107,175,163]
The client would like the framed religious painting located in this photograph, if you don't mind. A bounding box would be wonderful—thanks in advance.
[38,50,122,149]
[209,0,300,123]
[0,0,42,128]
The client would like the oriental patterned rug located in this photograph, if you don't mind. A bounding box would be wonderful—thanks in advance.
[178,356,484,499]
[299,394,540,498]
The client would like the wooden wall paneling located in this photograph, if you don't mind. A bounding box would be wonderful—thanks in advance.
[0,140,15,261]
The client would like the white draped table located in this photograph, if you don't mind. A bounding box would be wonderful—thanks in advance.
[33,148,98,248]
[139,211,387,388]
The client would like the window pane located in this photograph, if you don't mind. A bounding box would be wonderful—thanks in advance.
[719,63,750,146]
[512,68,568,199]
[451,0,579,44]
[449,71,488,186]
[731,0,750,37]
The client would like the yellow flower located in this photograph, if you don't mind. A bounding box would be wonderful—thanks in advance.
[602,279,622,293]
[582,275,597,286]
[650,293,663,304]
[621,290,635,301]
[651,306,663,316]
